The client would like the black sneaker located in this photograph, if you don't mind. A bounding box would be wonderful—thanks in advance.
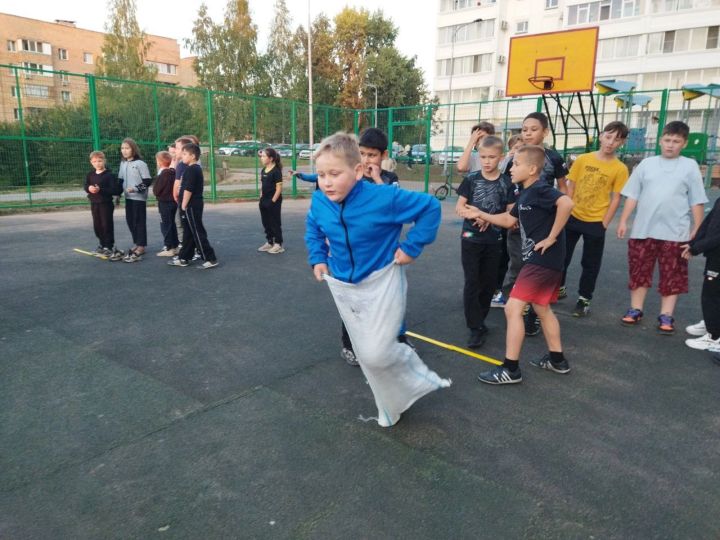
[467,329,486,349]
[340,347,359,366]
[397,334,416,350]
[524,309,541,336]
[167,258,189,267]
[530,353,571,374]
[573,297,591,317]
[478,365,522,385]
[557,286,567,300]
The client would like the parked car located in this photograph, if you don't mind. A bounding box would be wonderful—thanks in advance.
[434,146,464,165]
[217,140,265,156]
[299,143,321,160]
[408,144,434,164]
[272,144,293,158]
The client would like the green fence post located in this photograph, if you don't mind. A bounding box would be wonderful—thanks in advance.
[87,74,101,151]
[353,110,359,135]
[324,107,329,137]
[387,108,394,156]
[205,89,217,201]
[253,97,259,197]
[655,89,669,155]
[14,67,32,203]
[152,84,161,151]
[291,101,297,197]
[424,105,432,193]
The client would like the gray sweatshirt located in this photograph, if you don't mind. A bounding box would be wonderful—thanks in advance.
[119,159,152,202]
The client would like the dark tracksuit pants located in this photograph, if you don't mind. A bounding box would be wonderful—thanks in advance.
[158,200,179,249]
[702,261,720,340]
[562,216,606,300]
[496,228,509,291]
[179,202,216,262]
[259,197,283,245]
[462,240,502,330]
[125,199,147,247]
[91,201,114,249]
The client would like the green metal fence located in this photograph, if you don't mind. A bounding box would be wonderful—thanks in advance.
[1,63,718,209]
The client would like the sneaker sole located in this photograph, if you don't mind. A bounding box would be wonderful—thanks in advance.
[621,318,642,326]
[685,340,715,350]
[657,328,675,335]
[477,375,522,385]
[531,361,571,374]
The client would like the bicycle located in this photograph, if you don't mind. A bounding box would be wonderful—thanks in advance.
[433,180,456,201]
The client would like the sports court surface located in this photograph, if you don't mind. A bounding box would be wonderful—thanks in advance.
[2,196,719,538]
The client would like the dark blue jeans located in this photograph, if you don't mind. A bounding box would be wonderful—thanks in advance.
[158,200,178,249]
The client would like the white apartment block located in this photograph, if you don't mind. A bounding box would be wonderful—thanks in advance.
[433,0,720,148]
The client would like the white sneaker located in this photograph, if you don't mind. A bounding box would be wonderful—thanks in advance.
[268,244,285,254]
[257,242,273,252]
[200,260,219,269]
[685,333,720,351]
[156,248,176,257]
[685,320,707,336]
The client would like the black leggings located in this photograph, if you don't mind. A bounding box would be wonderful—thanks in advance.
[259,197,283,245]
[702,262,720,339]
[91,201,114,249]
[125,199,147,247]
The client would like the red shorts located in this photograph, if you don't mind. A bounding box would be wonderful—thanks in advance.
[628,238,688,296]
[509,264,562,306]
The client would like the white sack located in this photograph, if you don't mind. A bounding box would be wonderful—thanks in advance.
[324,263,451,427]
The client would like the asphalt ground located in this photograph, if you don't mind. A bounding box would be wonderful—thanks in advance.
[1,193,719,539]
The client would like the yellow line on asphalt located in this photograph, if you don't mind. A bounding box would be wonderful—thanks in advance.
[405,331,502,366]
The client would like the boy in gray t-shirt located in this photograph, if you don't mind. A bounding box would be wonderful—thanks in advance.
[617,121,707,335]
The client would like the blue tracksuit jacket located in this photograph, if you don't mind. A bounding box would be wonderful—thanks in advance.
[305,181,441,284]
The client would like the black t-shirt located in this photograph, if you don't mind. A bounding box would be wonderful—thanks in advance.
[261,166,283,199]
[180,163,204,203]
[457,171,511,244]
[509,181,566,270]
[506,147,568,205]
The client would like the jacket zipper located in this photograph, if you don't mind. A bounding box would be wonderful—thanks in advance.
[340,200,355,283]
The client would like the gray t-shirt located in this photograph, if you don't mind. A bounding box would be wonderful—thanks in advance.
[621,155,707,241]
[119,159,151,201]
[468,152,480,173]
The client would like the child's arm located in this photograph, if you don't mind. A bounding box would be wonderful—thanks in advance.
[290,171,318,183]
[271,178,283,203]
[173,179,181,202]
[455,195,469,216]
[181,188,192,211]
[691,203,705,240]
[534,195,574,254]
[556,175,568,194]
[457,130,482,173]
[391,190,442,261]
[459,205,517,229]
[366,164,384,185]
[305,205,330,280]
[686,202,720,255]
[602,192,622,229]
[617,197,636,239]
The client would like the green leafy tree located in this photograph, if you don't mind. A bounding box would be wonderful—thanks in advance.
[265,0,302,98]
[97,0,156,81]
[187,0,260,94]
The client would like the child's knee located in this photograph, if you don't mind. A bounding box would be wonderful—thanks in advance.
[504,298,525,319]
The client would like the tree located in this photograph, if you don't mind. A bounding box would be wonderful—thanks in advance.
[187,0,260,94]
[265,0,302,98]
[97,0,156,81]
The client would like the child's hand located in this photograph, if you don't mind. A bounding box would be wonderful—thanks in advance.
[459,204,482,220]
[680,244,692,260]
[534,237,556,254]
[127,187,136,194]
[617,221,627,239]
[473,218,490,232]
[394,248,414,265]
[313,263,329,282]
[288,169,296,176]
[366,164,383,184]
[88,184,99,194]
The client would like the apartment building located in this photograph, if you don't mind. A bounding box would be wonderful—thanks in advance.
[0,12,198,123]
[434,0,720,146]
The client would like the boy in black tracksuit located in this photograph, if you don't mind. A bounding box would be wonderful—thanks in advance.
[168,143,218,269]
[152,151,179,257]
[682,196,720,353]
[84,150,121,257]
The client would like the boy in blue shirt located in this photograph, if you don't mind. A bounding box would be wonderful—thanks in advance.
[305,132,447,425]
[460,145,574,384]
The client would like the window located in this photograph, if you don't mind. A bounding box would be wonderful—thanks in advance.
[11,86,17,97]
[440,0,473,11]
[516,21,529,34]
[61,91,71,102]
[83,52,93,64]
[437,87,490,104]
[13,109,20,120]
[598,35,641,59]
[546,0,559,7]
[437,53,493,77]
[25,85,49,98]
[58,48,68,60]
[21,39,41,52]
[7,40,16,52]
[438,20,495,45]
[708,26,719,48]
[568,0,639,25]
[663,31,676,53]
[651,0,720,12]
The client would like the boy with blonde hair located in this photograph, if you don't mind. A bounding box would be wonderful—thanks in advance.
[305,132,448,426]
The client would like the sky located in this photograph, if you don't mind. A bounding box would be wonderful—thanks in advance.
[0,0,437,89]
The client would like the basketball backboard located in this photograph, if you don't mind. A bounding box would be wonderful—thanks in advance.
[505,27,599,97]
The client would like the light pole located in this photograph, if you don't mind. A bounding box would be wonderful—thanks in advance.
[442,17,482,177]
[307,0,313,151]
[367,83,378,127]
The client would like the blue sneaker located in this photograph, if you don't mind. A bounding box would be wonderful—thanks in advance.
[478,365,522,385]
[491,291,506,308]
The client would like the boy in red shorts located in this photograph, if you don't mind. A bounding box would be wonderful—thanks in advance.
[460,145,574,384]
[617,121,707,334]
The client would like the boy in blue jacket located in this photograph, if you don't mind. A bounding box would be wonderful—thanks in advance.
[305,132,447,426]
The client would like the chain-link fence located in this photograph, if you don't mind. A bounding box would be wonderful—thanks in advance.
[1,63,718,208]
